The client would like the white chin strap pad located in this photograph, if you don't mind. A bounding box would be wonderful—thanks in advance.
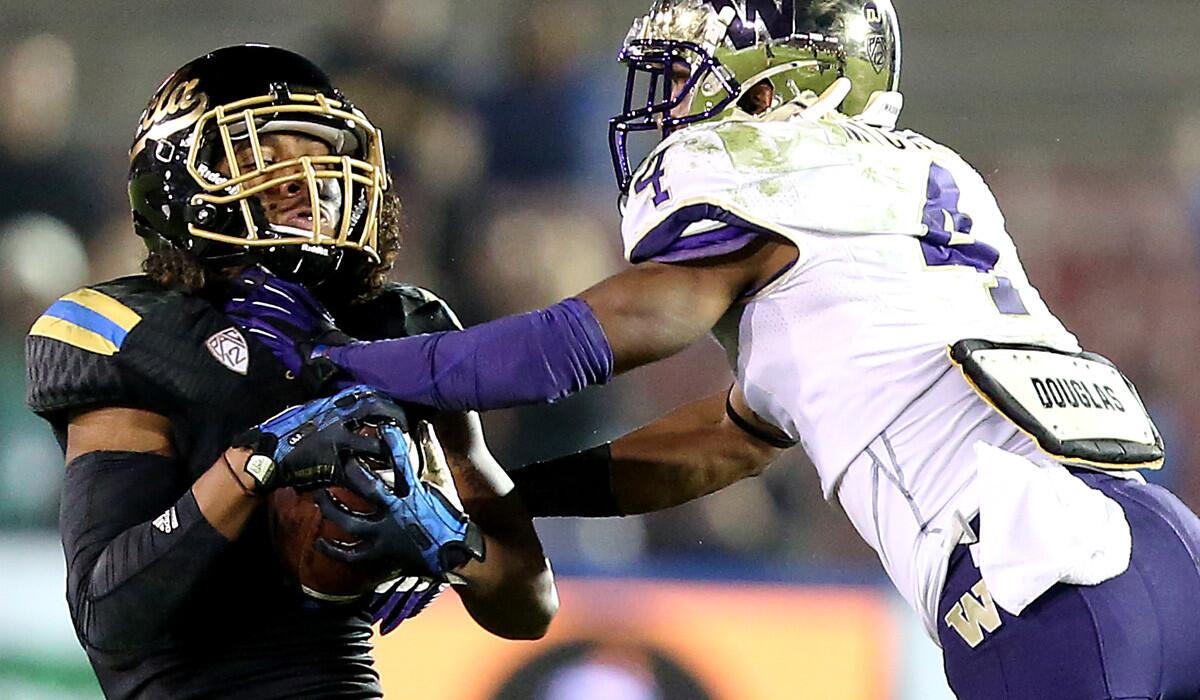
[316,178,344,230]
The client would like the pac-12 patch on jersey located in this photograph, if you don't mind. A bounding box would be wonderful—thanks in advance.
[29,288,142,356]
[205,327,249,375]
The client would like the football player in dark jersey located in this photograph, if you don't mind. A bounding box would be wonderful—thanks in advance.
[25,45,556,700]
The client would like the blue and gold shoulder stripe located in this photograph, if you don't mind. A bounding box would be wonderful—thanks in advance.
[29,288,142,356]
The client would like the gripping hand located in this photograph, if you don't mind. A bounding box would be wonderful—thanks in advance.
[315,424,485,582]
[366,576,447,634]
[232,385,405,493]
[221,266,351,390]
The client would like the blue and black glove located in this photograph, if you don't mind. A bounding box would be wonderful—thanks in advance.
[232,385,405,493]
[314,424,485,582]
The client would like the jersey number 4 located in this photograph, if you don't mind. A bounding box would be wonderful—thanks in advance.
[633,152,671,206]
[922,163,1027,315]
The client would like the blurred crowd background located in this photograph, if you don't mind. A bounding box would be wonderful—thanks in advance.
[2,1,1200,697]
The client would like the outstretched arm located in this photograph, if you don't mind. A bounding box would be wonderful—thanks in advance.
[318,238,795,411]
[578,240,794,373]
[511,385,793,517]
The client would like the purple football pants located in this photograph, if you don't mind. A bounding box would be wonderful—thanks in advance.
[938,470,1200,700]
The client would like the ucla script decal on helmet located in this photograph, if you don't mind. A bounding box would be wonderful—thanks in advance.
[206,326,249,375]
[130,73,209,162]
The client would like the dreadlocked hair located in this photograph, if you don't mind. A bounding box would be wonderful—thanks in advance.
[341,188,403,304]
[141,190,404,305]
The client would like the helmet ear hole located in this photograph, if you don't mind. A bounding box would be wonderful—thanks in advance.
[737,79,776,116]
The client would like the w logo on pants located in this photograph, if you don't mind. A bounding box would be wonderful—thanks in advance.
[944,579,1003,647]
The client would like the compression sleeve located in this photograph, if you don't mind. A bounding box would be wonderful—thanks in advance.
[325,297,614,412]
[508,444,623,517]
[60,451,231,654]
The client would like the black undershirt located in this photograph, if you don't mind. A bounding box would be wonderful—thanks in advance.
[60,450,382,700]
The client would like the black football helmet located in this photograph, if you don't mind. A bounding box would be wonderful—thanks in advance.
[128,44,389,283]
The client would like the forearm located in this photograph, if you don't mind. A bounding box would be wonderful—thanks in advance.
[326,298,613,412]
[452,522,558,640]
[609,393,780,513]
[61,450,259,653]
[432,412,557,639]
[512,392,784,517]
[322,249,780,412]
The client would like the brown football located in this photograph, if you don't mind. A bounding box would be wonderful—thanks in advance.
[267,426,396,603]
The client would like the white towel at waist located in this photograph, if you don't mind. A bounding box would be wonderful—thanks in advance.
[970,442,1134,616]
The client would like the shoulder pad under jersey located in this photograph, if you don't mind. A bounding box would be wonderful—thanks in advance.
[619,120,821,263]
[26,275,251,425]
[620,118,933,263]
[332,283,463,341]
[26,276,159,422]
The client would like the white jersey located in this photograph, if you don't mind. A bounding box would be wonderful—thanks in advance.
[619,112,1115,637]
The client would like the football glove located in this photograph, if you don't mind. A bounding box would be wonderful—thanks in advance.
[221,266,351,391]
[367,576,446,634]
[314,424,485,582]
[232,385,404,493]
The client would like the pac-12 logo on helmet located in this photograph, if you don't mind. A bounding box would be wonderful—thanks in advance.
[609,0,901,191]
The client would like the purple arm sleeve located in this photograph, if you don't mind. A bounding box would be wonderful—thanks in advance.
[325,297,614,412]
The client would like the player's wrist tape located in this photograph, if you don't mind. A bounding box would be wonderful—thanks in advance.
[221,449,260,498]
[325,298,614,412]
[228,431,283,492]
[509,443,622,517]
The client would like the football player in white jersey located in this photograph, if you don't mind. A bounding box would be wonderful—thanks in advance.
[229,1,1200,697]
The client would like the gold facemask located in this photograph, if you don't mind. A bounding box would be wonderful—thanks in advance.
[185,90,388,262]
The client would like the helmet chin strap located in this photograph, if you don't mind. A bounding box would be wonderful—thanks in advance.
[315,177,343,233]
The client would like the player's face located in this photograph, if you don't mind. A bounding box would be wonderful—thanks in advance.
[224,133,335,232]
[668,62,695,120]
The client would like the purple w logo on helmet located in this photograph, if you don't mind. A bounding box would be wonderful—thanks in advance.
[711,0,796,48]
